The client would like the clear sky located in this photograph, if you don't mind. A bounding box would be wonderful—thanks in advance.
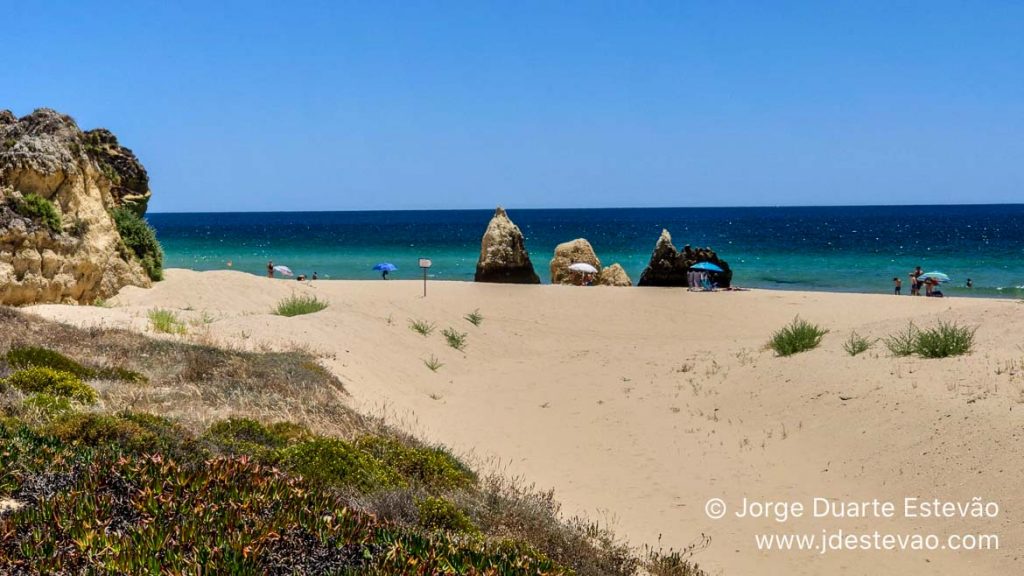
[3,1,1022,212]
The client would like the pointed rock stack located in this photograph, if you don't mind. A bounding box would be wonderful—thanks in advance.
[474,207,540,284]
[638,229,732,287]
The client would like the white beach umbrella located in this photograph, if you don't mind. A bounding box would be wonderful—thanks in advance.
[568,262,598,274]
[273,265,294,277]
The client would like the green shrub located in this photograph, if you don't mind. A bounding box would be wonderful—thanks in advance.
[149,308,187,334]
[356,436,477,490]
[464,309,484,327]
[280,437,404,492]
[417,496,477,533]
[842,331,873,356]
[768,317,828,356]
[204,417,310,461]
[409,319,435,336]
[442,327,468,351]
[94,366,148,384]
[5,346,94,378]
[914,321,976,358]
[41,413,163,453]
[423,354,444,372]
[13,193,62,232]
[274,294,329,317]
[3,367,97,404]
[22,393,74,418]
[884,323,919,356]
[111,207,164,281]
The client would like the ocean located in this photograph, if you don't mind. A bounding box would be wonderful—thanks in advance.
[148,205,1024,298]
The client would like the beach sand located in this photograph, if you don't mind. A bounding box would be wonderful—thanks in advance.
[28,269,1023,575]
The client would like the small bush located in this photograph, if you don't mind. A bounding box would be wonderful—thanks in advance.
[442,327,468,351]
[464,309,484,327]
[204,417,310,461]
[13,193,62,232]
[356,436,477,490]
[423,355,443,372]
[280,437,405,492]
[94,366,148,384]
[417,496,477,533]
[768,317,828,356]
[409,319,435,336]
[914,321,976,358]
[884,323,919,357]
[111,207,163,281]
[42,413,157,452]
[22,393,74,418]
[5,346,94,378]
[274,294,329,317]
[842,331,873,356]
[149,308,187,334]
[3,367,97,404]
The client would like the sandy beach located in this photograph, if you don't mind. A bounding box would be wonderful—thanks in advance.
[28,269,1023,575]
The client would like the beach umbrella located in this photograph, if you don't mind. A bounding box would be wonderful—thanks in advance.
[373,263,398,272]
[273,265,293,277]
[919,272,950,283]
[568,262,598,274]
[691,262,724,273]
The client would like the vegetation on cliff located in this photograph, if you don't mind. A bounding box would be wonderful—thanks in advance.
[111,207,164,281]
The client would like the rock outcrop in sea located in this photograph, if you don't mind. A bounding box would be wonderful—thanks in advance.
[549,238,632,286]
[638,229,732,288]
[0,108,160,305]
[474,207,540,284]
[595,263,632,287]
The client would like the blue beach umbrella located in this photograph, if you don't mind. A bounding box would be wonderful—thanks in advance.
[373,263,397,272]
[919,272,950,283]
[690,262,724,273]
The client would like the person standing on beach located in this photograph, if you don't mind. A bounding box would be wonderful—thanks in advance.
[267,261,274,278]
[893,277,901,295]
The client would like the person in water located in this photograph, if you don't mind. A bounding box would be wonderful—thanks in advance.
[893,277,901,295]
[267,261,274,278]
[966,278,973,289]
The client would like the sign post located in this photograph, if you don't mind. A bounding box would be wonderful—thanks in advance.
[418,258,432,297]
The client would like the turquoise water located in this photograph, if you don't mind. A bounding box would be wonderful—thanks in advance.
[148,206,1024,298]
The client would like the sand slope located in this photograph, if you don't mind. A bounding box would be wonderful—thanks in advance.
[28,270,1024,575]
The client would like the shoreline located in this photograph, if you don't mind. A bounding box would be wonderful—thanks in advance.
[25,269,1024,575]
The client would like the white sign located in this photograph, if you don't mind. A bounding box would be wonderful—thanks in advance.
[419,258,432,268]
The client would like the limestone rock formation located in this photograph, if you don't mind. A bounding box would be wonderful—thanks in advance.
[637,229,732,288]
[595,263,632,287]
[474,207,540,284]
[549,238,631,286]
[549,238,601,284]
[0,108,157,305]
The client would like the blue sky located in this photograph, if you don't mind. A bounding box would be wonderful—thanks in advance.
[3,1,1022,212]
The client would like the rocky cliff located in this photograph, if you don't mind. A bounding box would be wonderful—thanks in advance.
[0,108,160,305]
[637,229,732,288]
[474,207,540,284]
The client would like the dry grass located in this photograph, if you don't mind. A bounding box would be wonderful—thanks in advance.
[0,307,361,438]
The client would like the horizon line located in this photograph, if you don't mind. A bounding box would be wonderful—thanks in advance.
[147,201,1024,215]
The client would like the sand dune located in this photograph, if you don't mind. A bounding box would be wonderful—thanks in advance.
[28,269,1023,575]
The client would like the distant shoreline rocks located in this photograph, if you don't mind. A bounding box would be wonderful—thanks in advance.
[549,238,632,287]
[638,229,732,288]
[473,207,540,284]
